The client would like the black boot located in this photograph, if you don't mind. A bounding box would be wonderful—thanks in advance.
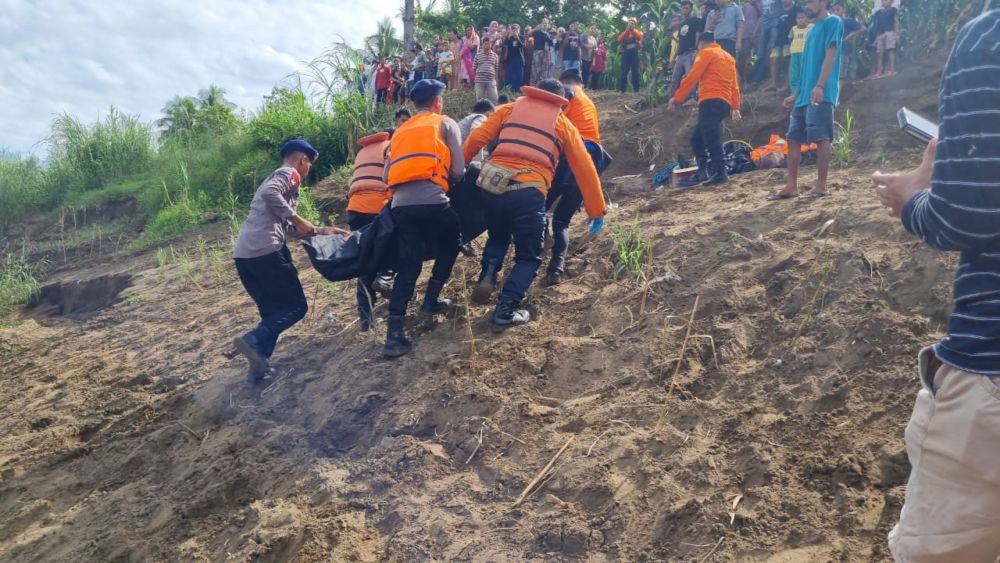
[383,315,412,358]
[702,161,730,186]
[677,157,708,188]
[544,269,563,286]
[420,280,453,315]
[358,304,373,332]
[472,260,500,305]
[491,300,530,329]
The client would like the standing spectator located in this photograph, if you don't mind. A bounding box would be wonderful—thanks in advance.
[668,32,742,186]
[871,0,899,78]
[590,38,608,89]
[561,22,583,71]
[503,24,525,92]
[473,40,500,104]
[832,2,865,79]
[391,58,408,103]
[411,44,429,82]
[708,0,745,59]
[550,29,561,77]
[670,0,706,98]
[581,25,599,85]
[436,42,455,87]
[741,0,761,78]
[530,24,552,85]
[618,18,644,92]
[374,58,392,104]
[524,26,535,85]
[771,0,842,200]
[770,0,804,90]
[449,31,462,90]
[787,11,813,93]
[460,26,480,90]
[870,12,1000,560]
[750,0,782,85]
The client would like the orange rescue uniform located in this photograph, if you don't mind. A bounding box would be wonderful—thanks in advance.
[386,112,452,194]
[672,43,741,109]
[462,88,607,219]
[617,28,645,44]
[347,132,391,214]
[564,86,601,143]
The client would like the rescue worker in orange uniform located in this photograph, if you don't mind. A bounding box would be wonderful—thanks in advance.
[668,32,742,186]
[382,79,465,358]
[346,131,392,331]
[545,67,608,286]
[463,79,607,328]
[617,18,645,92]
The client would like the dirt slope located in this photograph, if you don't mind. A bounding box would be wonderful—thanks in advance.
[0,66,950,562]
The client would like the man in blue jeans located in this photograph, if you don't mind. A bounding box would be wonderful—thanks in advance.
[770,0,842,200]
[750,0,781,85]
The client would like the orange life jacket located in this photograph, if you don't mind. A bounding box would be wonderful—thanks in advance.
[347,132,390,214]
[564,86,601,143]
[386,112,451,191]
[750,134,817,162]
[490,86,567,173]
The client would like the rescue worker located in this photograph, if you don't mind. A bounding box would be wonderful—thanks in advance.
[463,79,607,328]
[382,79,465,358]
[617,18,644,92]
[346,131,391,331]
[667,32,742,186]
[545,67,605,286]
[232,139,346,384]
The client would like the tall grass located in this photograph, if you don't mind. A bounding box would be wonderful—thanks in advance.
[0,253,42,317]
[833,110,855,168]
[611,217,652,282]
[0,154,47,230]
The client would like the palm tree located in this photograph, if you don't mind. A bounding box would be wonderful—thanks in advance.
[156,96,199,134]
[403,0,415,49]
[365,17,404,59]
[196,84,236,110]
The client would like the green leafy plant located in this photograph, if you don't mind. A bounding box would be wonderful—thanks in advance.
[833,109,855,167]
[611,217,652,282]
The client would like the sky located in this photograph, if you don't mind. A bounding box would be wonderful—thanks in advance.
[0,0,400,156]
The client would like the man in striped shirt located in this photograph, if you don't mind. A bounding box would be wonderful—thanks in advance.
[473,40,500,104]
[871,10,1000,561]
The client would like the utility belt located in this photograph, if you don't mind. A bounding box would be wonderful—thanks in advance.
[476,160,547,195]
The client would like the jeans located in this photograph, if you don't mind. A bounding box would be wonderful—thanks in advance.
[480,187,546,304]
[619,51,641,92]
[347,211,379,315]
[563,59,581,71]
[692,98,731,176]
[235,246,307,359]
[475,80,499,104]
[388,204,462,317]
[751,21,778,84]
[376,88,388,104]
[590,70,604,90]
[581,59,593,85]
[787,102,835,143]
[669,51,696,98]
[718,38,737,58]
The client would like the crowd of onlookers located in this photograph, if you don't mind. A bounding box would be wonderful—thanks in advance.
[355,0,900,106]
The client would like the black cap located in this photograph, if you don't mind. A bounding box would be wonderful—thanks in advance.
[410,79,447,105]
[280,139,319,161]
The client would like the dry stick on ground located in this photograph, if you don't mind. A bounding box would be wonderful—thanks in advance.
[465,421,487,464]
[177,422,201,441]
[697,536,725,563]
[666,295,700,386]
[586,419,637,456]
[790,205,846,348]
[459,265,480,375]
[511,437,574,508]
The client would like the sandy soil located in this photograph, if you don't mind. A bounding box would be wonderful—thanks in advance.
[0,61,952,562]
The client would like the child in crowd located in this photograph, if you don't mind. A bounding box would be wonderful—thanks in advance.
[788,11,812,93]
[871,0,899,78]
[437,42,455,86]
[590,38,607,89]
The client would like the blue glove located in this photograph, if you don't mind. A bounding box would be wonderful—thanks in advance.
[588,217,605,235]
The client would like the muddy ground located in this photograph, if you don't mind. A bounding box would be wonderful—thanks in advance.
[0,61,950,562]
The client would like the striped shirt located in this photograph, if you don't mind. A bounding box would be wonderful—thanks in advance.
[901,10,1000,376]
[473,50,499,84]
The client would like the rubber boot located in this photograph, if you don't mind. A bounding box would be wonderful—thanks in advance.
[491,300,530,329]
[472,260,500,305]
[702,161,729,186]
[420,280,453,315]
[358,303,373,332]
[544,269,563,286]
[383,315,413,358]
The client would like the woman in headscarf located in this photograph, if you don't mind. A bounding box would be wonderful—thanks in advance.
[449,30,462,90]
[502,24,525,92]
[460,25,480,90]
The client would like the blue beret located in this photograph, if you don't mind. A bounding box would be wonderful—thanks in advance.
[409,79,446,105]
[281,139,319,161]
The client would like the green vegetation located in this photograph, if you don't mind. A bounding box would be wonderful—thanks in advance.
[833,110,855,168]
[611,217,652,282]
[0,253,42,316]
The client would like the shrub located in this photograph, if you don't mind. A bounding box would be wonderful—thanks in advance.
[0,154,47,230]
[0,253,41,317]
[131,202,202,249]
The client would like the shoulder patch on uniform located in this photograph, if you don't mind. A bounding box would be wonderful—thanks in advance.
[288,169,301,190]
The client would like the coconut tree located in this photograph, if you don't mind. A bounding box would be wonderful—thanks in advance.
[403,0,415,49]
[196,84,236,110]
[365,17,404,59]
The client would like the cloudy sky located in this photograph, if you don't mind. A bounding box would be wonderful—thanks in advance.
[0,0,400,155]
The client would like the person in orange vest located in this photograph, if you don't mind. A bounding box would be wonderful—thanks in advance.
[382,79,465,358]
[346,130,392,332]
[463,79,607,327]
[617,18,645,92]
[544,67,607,286]
[667,32,742,186]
